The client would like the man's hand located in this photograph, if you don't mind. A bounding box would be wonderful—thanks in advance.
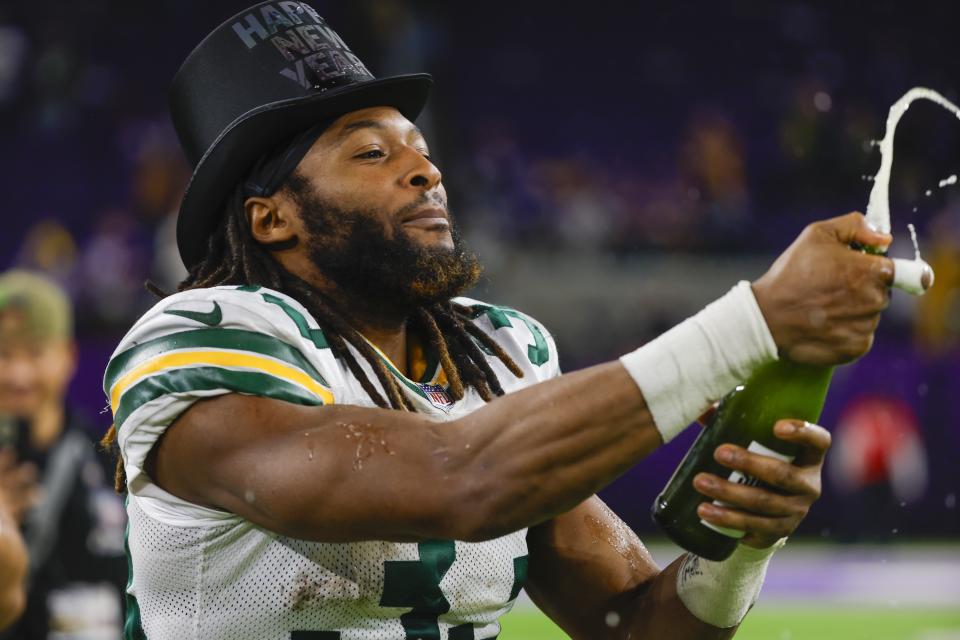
[692,419,831,548]
[0,449,40,524]
[753,211,894,365]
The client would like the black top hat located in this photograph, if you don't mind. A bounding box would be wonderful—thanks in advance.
[170,1,432,269]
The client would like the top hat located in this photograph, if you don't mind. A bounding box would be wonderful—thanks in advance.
[170,1,432,268]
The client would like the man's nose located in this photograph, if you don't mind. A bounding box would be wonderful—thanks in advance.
[404,151,442,191]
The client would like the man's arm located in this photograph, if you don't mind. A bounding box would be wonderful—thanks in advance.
[148,212,890,543]
[525,420,831,639]
[152,360,659,542]
[525,497,727,639]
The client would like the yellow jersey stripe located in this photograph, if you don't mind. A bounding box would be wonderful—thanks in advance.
[110,350,334,411]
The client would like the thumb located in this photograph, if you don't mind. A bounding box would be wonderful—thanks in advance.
[821,211,892,250]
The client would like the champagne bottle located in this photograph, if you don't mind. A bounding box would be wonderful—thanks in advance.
[651,360,833,561]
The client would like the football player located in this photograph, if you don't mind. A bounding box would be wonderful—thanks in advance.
[104,3,894,638]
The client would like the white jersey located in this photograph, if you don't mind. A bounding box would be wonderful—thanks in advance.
[104,285,560,640]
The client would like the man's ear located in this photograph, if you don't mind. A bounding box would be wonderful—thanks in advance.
[245,196,299,249]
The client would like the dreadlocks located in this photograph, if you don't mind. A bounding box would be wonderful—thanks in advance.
[103,180,524,492]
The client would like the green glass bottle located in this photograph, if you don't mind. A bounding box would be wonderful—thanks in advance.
[651,360,834,561]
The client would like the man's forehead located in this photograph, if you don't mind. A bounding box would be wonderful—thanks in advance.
[328,107,424,142]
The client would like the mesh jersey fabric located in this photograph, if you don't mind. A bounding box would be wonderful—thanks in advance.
[104,285,560,640]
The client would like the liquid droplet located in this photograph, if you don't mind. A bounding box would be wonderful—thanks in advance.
[605,611,621,628]
[907,223,922,261]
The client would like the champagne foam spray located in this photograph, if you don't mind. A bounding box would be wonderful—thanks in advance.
[865,87,953,295]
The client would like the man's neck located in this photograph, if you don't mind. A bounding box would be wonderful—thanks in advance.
[308,274,414,376]
[334,296,417,377]
[283,260,422,376]
[358,319,409,376]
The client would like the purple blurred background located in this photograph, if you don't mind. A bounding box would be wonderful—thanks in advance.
[1,1,958,539]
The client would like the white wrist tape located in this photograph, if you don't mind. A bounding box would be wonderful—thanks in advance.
[620,281,778,443]
[676,539,785,628]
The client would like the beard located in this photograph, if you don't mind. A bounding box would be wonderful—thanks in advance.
[289,176,481,318]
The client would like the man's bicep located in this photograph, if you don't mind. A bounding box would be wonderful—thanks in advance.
[147,393,463,542]
[525,495,660,638]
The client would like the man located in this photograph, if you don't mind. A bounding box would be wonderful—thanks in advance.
[0,458,28,630]
[104,3,894,638]
[0,271,128,639]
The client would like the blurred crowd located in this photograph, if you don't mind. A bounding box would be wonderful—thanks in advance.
[0,0,959,634]
[3,2,959,331]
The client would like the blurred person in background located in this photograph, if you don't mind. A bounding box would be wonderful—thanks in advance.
[0,270,126,640]
[829,394,928,542]
[0,454,29,630]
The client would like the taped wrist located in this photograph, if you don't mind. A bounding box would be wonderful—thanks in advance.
[676,539,785,628]
[619,280,777,443]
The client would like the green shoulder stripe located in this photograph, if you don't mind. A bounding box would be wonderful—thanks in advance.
[114,366,324,429]
[261,293,331,350]
[105,328,328,395]
[464,304,550,367]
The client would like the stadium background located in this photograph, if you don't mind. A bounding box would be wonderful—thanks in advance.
[1,1,958,637]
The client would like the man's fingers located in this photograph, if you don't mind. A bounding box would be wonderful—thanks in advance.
[697,503,796,539]
[851,251,896,288]
[773,420,832,466]
[714,442,819,496]
[694,473,805,517]
[819,211,892,250]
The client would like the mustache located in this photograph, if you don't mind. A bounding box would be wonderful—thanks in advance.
[393,193,449,221]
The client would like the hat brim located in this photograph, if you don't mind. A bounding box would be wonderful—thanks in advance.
[176,73,432,269]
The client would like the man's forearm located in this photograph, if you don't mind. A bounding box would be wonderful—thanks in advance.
[621,556,739,640]
[451,361,662,539]
[451,281,776,540]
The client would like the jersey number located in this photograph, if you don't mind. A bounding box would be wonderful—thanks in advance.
[381,540,474,639]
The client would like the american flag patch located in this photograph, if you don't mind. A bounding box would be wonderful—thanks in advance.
[418,383,453,407]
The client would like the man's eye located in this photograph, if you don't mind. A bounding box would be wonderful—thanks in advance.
[355,149,385,159]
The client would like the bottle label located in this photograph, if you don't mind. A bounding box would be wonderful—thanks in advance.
[700,440,795,539]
